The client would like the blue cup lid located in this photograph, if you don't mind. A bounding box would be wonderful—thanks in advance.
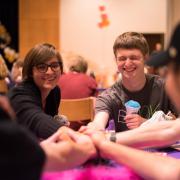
[125,100,141,108]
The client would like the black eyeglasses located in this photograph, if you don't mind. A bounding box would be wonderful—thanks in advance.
[35,62,61,73]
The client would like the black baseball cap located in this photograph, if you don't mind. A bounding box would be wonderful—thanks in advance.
[146,23,180,67]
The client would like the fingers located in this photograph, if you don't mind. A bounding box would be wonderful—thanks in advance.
[124,114,139,120]
[57,126,77,141]
[78,125,88,133]
[78,126,94,136]
[125,114,145,129]
[65,130,80,142]
[59,133,73,141]
[126,118,141,129]
[43,131,61,143]
[126,123,139,129]
[65,121,71,127]
[57,126,73,134]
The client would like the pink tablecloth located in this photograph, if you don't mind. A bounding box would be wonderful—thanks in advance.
[42,149,180,180]
[42,165,141,180]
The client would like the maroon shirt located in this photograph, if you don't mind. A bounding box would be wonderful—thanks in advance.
[58,72,97,99]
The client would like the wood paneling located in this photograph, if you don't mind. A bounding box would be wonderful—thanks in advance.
[19,0,60,58]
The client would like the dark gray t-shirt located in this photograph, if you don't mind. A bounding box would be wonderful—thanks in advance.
[95,74,177,132]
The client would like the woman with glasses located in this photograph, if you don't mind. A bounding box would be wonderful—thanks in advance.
[0,95,96,180]
[8,43,69,139]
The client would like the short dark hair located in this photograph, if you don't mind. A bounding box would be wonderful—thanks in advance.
[22,43,63,80]
[113,32,149,58]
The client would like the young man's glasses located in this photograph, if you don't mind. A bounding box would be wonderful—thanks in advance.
[35,62,61,73]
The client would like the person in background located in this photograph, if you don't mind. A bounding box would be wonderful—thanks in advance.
[0,23,18,71]
[80,32,176,133]
[8,43,69,139]
[5,59,24,89]
[150,43,165,76]
[157,66,168,79]
[0,54,9,94]
[0,95,96,180]
[58,55,97,99]
[0,54,8,80]
[89,70,96,79]
[81,23,180,180]
[151,42,163,55]
[11,59,24,85]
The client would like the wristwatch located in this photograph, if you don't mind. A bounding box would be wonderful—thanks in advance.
[109,131,116,142]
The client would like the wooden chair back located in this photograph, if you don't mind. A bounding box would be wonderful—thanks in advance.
[59,97,95,122]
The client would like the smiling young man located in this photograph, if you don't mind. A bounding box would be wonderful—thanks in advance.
[82,32,177,133]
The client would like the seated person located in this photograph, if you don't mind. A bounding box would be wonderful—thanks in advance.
[80,31,177,133]
[79,23,180,180]
[0,95,96,180]
[11,59,24,85]
[0,54,9,94]
[5,59,24,89]
[58,55,97,99]
[8,43,69,139]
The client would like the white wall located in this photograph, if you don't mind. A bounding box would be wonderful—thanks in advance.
[60,0,167,75]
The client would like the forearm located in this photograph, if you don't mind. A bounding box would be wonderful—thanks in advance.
[115,120,180,148]
[89,111,109,130]
[13,104,62,139]
[99,141,180,180]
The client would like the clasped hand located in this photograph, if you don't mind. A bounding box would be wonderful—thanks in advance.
[41,126,110,169]
[57,126,110,160]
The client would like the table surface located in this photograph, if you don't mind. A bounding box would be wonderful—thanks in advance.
[41,148,180,180]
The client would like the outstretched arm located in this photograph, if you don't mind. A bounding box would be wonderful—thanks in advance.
[83,112,180,149]
[83,119,180,149]
[79,111,109,133]
[114,119,180,148]
[92,132,180,180]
